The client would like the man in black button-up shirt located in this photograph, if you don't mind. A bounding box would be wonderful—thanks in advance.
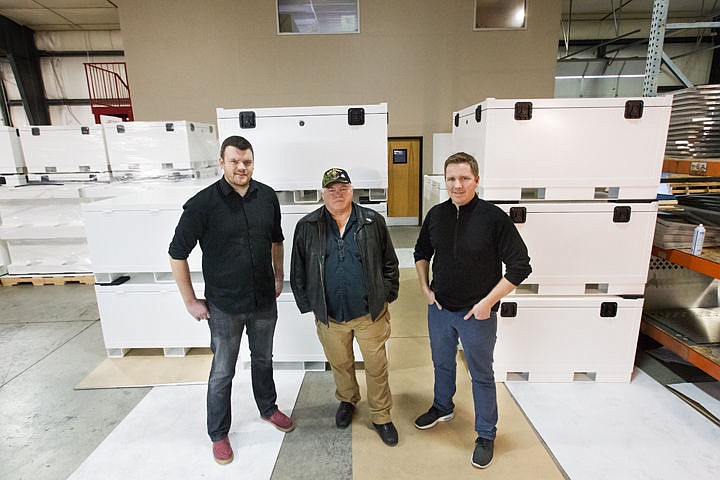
[169,136,294,465]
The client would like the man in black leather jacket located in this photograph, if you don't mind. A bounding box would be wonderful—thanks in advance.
[291,167,400,446]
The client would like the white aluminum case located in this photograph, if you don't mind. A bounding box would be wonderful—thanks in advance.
[422,174,447,221]
[494,295,644,382]
[103,121,219,173]
[216,103,388,190]
[0,126,26,174]
[94,273,210,356]
[452,97,672,201]
[498,201,657,295]
[95,277,330,362]
[18,125,109,174]
[82,183,210,275]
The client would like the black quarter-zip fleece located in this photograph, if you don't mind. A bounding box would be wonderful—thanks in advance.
[414,195,531,312]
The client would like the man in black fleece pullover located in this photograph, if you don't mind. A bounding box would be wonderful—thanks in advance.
[413,152,531,469]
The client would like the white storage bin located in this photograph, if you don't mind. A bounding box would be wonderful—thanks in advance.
[452,96,672,201]
[0,126,26,174]
[18,125,109,174]
[239,288,360,368]
[422,174,446,220]
[82,185,208,274]
[103,121,219,175]
[499,201,657,295]
[95,274,210,357]
[494,295,644,382]
[217,103,388,190]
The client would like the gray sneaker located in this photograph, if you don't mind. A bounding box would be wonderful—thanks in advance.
[414,406,454,429]
[471,437,494,468]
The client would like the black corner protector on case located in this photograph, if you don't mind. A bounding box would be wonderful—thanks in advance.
[509,206,527,223]
[500,302,518,317]
[348,108,365,126]
[613,206,631,223]
[514,102,533,120]
[239,111,256,129]
[600,302,618,317]
[624,100,644,119]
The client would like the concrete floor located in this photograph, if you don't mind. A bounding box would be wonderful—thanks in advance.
[0,284,150,480]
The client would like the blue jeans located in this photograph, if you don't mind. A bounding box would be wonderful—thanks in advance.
[428,304,498,440]
[206,302,278,442]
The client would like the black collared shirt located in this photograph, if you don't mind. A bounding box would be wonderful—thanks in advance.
[324,208,368,322]
[169,177,283,314]
[414,195,531,312]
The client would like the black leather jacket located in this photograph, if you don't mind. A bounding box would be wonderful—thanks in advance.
[290,203,400,325]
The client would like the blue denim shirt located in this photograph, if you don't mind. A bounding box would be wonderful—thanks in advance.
[324,208,369,321]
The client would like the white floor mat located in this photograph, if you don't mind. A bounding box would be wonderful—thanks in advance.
[505,370,720,480]
[68,370,304,480]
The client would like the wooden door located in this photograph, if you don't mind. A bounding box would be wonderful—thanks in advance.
[387,137,421,223]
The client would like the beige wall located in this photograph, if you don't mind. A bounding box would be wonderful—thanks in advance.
[118,0,561,173]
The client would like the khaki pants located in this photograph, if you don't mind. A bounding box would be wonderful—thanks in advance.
[316,305,392,424]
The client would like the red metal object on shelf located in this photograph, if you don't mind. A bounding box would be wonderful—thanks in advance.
[83,62,134,124]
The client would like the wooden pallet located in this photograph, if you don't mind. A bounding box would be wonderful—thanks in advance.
[670,182,720,195]
[0,274,95,286]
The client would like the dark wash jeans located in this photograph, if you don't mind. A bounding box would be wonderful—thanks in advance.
[206,301,278,442]
[428,304,498,440]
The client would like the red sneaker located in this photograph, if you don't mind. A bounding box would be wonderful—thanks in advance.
[262,410,295,432]
[212,436,234,465]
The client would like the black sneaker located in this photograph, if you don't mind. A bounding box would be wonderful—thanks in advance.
[414,406,454,430]
[471,437,494,468]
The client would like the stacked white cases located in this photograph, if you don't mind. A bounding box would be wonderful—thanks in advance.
[0,126,27,187]
[82,180,330,361]
[448,96,673,382]
[82,181,212,357]
[216,103,390,368]
[103,121,219,180]
[18,125,110,182]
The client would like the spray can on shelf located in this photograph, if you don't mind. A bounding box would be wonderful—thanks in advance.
[691,223,705,255]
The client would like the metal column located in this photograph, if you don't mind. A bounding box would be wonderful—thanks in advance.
[643,0,669,97]
[0,15,50,125]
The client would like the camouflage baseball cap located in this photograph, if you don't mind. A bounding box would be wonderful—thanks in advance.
[322,168,352,188]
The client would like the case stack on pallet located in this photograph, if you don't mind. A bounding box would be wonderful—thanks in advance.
[216,103,389,367]
[81,103,388,361]
[0,185,94,276]
[449,96,673,382]
[80,120,220,357]
[0,126,27,274]
[0,125,110,278]
[83,183,212,357]
[103,121,219,181]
